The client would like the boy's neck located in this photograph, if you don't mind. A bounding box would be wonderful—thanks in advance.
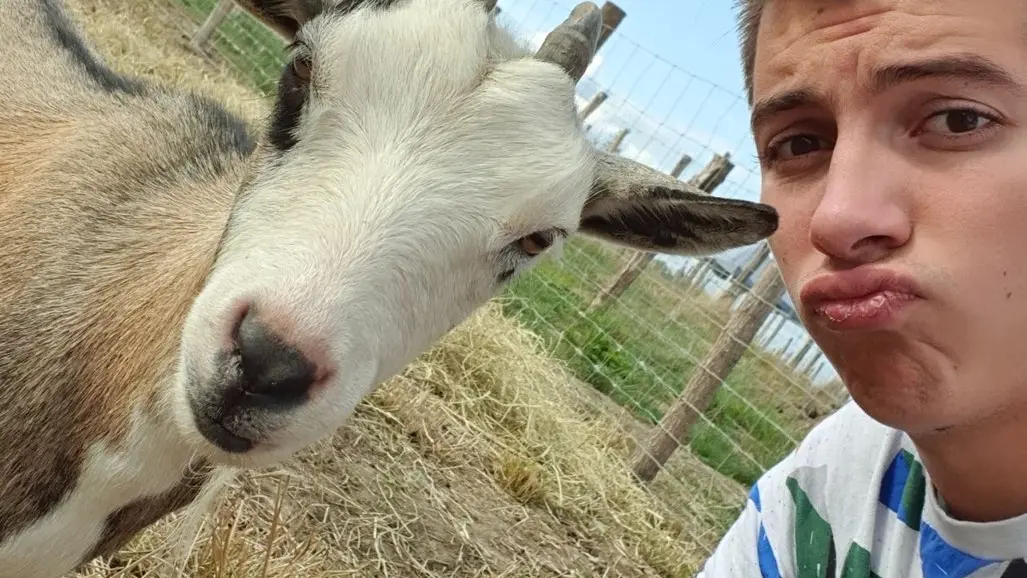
[913,405,1027,523]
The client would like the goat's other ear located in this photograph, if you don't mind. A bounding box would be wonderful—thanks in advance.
[234,0,324,38]
[579,151,779,255]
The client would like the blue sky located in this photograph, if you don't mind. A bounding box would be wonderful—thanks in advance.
[493,1,840,385]
[495,1,844,387]
[496,0,758,194]
[495,0,767,273]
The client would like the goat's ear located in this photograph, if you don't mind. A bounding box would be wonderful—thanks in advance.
[578,151,779,255]
[234,0,324,38]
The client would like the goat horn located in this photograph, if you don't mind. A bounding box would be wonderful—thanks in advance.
[534,2,603,83]
[589,149,709,201]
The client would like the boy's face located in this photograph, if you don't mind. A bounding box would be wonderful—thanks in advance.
[752,0,1027,434]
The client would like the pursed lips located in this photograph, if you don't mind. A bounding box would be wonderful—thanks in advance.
[800,266,925,330]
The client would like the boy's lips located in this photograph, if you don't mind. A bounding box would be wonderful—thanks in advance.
[800,267,924,330]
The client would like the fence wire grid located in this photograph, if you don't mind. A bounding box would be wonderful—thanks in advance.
[151,0,850,564]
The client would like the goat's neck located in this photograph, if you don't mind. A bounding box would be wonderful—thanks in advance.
[0,126,252,551]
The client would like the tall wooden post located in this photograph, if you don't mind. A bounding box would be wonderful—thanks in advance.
[760,313,787,348]
[802,350,824,376]
[686,152,733,191]
[724,241,771,300]
[778,337,794,356]
[683,257,710,287]
[790,336,815,369]
[579,91,608,121]
[669,154,692,177]
[630,262,788,483]
[605,128,630,154]
[596,2,626,50]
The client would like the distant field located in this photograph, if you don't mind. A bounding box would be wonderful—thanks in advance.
[502,237,842,486]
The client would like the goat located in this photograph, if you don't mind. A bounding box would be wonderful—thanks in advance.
[0,0,778,575]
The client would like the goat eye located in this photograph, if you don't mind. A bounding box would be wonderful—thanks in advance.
[516,232,552,256]
[292,55,312,82]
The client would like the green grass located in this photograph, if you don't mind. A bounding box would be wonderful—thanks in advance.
[173,0,844,489]
[502,237,840,486]
[178,0,286,95]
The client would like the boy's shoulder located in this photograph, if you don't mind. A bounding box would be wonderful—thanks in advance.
[703,400,1027,578]
[754,398,912,526]
[698,400,915,578]
[745,400,928,576]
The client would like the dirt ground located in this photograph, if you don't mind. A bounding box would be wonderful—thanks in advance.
[56,1,745,576]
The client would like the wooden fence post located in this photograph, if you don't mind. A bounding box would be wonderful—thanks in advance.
[686,152,733,191]
[724,241,771,300]
[778,337,794,356]
[189,0,235,53]
[630,262,788,483]
[587,152,733,312]
[578,91,608,121]
[574,3,624,125]
[811,361,826,380]
[802,350,824,376]
[596,2,626,50]
[682,257,709,287]
[670,154,692,177]
[754,309,776,342]
[760,313,787,348]
[605,127,630,154]
[693,260,714,290]
[790,336,815,369]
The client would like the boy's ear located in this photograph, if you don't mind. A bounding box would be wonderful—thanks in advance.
[579,151,779,255]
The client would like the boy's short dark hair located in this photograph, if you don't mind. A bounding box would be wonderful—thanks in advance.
[735,0,763,104]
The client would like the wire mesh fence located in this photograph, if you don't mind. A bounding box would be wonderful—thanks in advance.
[149,0,850,563]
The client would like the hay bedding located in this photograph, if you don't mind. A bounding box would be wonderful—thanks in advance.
[55,0,720,575]
[76,304,697,577]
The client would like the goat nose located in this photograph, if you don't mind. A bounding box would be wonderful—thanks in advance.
[235,309,318,408]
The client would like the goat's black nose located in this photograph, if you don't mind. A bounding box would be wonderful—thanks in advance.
[235,309,317,409]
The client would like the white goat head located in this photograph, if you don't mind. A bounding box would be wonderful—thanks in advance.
[173,0,779,468]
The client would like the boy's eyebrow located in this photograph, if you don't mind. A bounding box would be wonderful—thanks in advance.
[749,88,823,135]
[750,53,1024,133]
[868,53,1022,94]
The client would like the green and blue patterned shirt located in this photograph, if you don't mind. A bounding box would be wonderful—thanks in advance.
[697,401,1027,577]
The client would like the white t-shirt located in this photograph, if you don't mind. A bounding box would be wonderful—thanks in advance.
[696,400,1027,577]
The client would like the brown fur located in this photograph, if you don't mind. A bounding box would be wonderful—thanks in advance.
[0,0,253,556]
[0,1,777,570]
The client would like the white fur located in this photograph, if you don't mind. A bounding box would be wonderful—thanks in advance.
[0,406,211,578]
[173,0,596,468]
[0,0,775,573]
[0,2,600,573]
